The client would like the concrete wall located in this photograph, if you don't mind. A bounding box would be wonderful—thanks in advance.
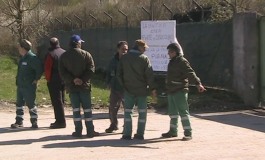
[233,12,259,106]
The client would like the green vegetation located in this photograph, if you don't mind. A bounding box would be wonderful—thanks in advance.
[0,55,110,107]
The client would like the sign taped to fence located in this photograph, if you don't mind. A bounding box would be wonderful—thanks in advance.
[141,20,182,72]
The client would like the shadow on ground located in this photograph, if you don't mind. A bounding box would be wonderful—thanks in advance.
[193,109,265,133]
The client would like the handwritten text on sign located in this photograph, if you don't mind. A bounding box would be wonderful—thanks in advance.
[141,21,176,71]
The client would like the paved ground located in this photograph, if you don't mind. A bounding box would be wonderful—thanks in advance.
[0,107,265,160]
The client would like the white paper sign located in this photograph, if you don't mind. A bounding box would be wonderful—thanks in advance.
[141,20,182,72]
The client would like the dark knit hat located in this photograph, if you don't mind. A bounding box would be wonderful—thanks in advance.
[167,43,181,54]
[19,39,32,51]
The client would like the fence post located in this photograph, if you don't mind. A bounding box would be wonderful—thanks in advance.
[142,7,151,20]
[118,9,128,41]
[74,14,83,29]
[65,16,73,31]
[162,3,173,20]
[55,18,63,31]
[192,0,204,21]
[104,11,113,54]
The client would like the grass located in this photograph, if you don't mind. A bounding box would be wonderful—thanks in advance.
[0,55,110,107]
[0,55,247,112]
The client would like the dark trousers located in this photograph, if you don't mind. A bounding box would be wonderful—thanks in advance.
[108,89,124,128]
[16,85,38,124]
[47,82,66,124]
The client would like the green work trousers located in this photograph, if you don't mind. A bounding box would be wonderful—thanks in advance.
[123,92,147,137]
[167,91,192,136]
[69,91,94,133]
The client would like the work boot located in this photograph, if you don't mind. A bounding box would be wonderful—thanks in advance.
[72,131,82,138]
[11,122,23,128]
[161,131,177,138]
[87,131,100,138]
[31,123,38,129]
[105,125,118,133]
[182,136,192,141]
[133,134,144,140]
[50,122,66,129]
[120,135,132,140]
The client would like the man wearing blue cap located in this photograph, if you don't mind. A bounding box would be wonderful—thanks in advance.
[59,34,99,138]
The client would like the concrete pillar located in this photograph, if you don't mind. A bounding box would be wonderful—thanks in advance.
[233,12,259,106]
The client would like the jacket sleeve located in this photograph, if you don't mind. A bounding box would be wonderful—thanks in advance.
[30,56,43,81]
[80,52,95,82]
[180,58,201,85]
[117,58,124,88]
[144,57,156,90]
[105,59,113,85]
[58,54,74,84]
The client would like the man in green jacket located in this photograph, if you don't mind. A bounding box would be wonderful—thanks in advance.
[162,43,206,141]
[118,39,156,140]
[11,39,43,129]
[59,34,99,138]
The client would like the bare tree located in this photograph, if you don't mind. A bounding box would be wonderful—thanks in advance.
[0,0,49,41]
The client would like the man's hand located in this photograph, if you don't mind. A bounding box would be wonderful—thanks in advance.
[197,84,206,93]
[73,78,83,85]
[32,80,38,85]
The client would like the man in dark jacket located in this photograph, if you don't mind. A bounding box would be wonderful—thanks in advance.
[44,37,66,129]
[118,39,156,140]
[11,39,43,129]
[105,41,128,133]
[59,34,99,138]
[162,43,206,141]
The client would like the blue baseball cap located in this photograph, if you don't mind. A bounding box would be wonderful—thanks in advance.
[71,34,85,43]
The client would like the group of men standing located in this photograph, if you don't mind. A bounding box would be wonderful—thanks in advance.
[11,34,206,141]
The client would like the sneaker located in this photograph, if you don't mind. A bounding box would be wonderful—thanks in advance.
[121,135,132,140]
[50,122,66,129]
[72,131,82,138]
[133,134,144,140]
[87,131,100,138]
[182,136,192,141]
[105,126,118,133]
[31,123,38,129]
[161,132,177,138]
[11,122,23,128]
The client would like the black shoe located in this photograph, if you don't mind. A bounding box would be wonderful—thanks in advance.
[105,126,118,133]
[161,132,177,138]
[31,123,38,129]
[87,131,100,138]
[50,122,66,129]
[11,122,23,128]
[133,134,144,140]
[72,132,82,138]
[121,135,132,140]
[182,136,192,141]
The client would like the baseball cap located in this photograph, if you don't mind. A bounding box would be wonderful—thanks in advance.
[135,39,149,48]
[71,34,85,43]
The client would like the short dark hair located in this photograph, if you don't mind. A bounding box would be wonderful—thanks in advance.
[167,43,181,54]
[117,41,128,49]
[19,39,32,51]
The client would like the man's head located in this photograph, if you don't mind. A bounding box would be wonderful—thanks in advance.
[50,37,60,48]
[70,34,84,48]
[117,41,128,55]
[134,39,148,54]
[167,43,181,59]
[18,39,32,56]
